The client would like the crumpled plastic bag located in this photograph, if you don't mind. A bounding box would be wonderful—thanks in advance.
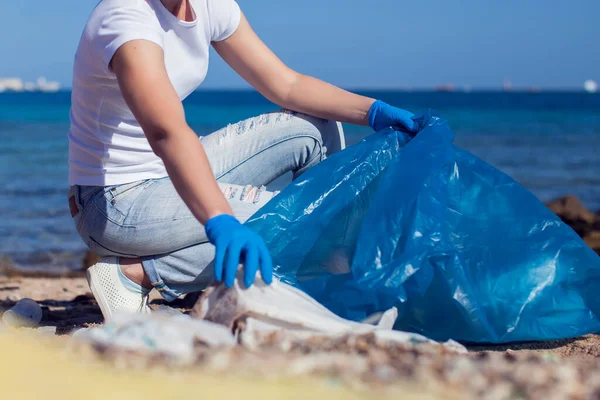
[72,280,466,362]
[192,271,464,352]
[73,308,236,362]
[246,111,600,344]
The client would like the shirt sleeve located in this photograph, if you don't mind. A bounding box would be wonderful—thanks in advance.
[94,3,164,70]
[207,0,241,42]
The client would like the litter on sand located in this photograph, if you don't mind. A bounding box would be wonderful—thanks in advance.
[73,273,464,363]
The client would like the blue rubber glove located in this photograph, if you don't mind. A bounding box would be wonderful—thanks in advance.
[368,100,417,133]
[205,214,273,288]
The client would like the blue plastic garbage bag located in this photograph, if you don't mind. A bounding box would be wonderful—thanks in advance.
[245,111,600,343]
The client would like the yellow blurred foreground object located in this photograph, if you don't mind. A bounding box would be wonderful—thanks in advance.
[0,330,436,400]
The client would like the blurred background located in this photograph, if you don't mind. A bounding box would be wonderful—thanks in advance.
[0,0,598,272]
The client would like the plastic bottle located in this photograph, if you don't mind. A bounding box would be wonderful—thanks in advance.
[2,298,43,328]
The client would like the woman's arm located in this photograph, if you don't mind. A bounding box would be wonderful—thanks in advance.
[111,40,232,223]
[111,40,272,288]
[212,13,376,126]
[214,13,416,132]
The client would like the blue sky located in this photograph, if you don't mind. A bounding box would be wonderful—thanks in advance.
[1,0,598,89]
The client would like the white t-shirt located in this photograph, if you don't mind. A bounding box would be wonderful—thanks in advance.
[68,0,241,186]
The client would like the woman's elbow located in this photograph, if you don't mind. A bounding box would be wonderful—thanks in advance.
[145,131,169,158]
[263,70,301,107]
[144,125,182,157]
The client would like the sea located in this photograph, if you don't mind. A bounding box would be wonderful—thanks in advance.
[1,90,599,272]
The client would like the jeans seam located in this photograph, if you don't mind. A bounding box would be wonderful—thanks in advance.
[91,181,157,226]
[127,216,199,227]
[74,206,92,233]
[104,180,152,205]
[88,235,139,258]
[91,200,126,226]
[215,134,323,180]
[90,199,200,228]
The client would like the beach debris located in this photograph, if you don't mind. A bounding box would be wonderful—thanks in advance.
[547,195,598,229]
[2,298,43,328]
[191,273,466,353]
[72,308,235,362]
[35,326,58,336]
[61,273,600,398]
[547,195,600,255]
[71,274,463,365]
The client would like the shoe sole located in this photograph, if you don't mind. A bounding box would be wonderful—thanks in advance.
[85,265,113,321]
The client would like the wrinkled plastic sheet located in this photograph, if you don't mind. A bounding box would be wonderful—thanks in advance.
[192,272,464,352]
[73,309,236,362]
[72,275,466,361]
[246,111,600,344]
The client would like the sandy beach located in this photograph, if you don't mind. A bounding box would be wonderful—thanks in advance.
[1,195,599,399]
[3,273,600,399]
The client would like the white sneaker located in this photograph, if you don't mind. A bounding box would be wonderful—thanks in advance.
[85,257,151,321]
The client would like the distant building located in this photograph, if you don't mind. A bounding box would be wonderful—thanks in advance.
[0,77,61,93]
[36,77,61,93]
[0,78,24,92]
[24,82,37,92]
[584,80,598,93]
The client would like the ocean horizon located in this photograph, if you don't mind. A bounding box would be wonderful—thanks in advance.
[1,90,599,271]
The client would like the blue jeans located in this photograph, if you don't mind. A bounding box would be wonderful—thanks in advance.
[69,110,344,301]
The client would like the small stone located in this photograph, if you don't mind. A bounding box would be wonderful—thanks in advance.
[547,195,596,224]
[2,298,43,328]
[36,326,57,335]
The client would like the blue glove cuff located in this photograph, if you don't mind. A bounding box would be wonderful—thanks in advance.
[367,100,383,130]
[205,214,239,244]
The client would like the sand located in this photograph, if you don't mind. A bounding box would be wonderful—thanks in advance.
[2,330,431,400]
[3,274,600,399]
[3,274,600,361]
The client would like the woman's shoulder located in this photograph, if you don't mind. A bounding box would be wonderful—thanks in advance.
[76,0,164,73]
[86,0,160,31]
[94,0,157,13]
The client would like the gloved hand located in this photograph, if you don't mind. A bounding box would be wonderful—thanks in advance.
[368,100,417,133]
[205,214,273,288]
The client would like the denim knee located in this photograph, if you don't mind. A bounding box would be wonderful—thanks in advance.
[290,115,344,178]
[291,134,324,178]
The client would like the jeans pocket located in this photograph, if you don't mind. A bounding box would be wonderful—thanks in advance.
[95,180,153,225]
[79,186,103,209]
